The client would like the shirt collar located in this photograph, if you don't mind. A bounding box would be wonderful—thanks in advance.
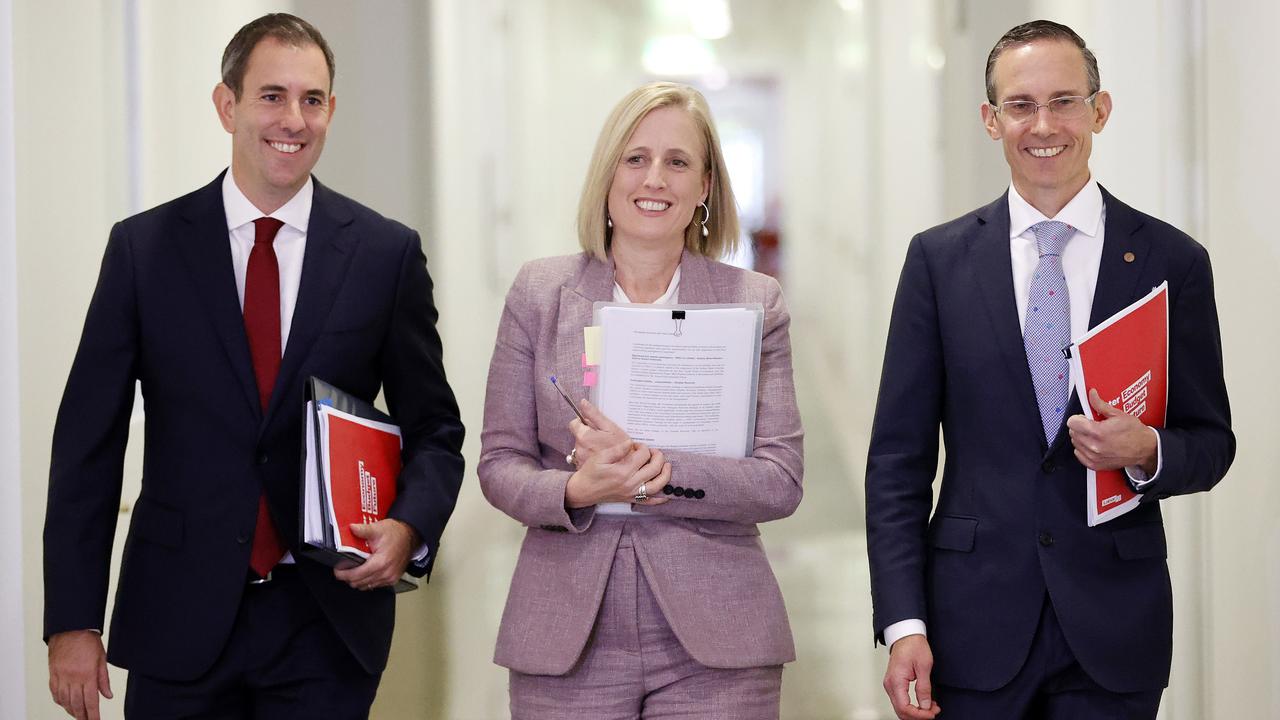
[1008,177,1102,239]
[614,265,682,305]
[222,169,313,233]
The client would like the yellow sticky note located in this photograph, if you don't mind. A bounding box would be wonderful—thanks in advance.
[583,326,602,365]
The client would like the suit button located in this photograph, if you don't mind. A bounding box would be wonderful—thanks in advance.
[1038,532,1054,547]
[693,489,705,499]
[236,534,249,544]
[672,487,685,497]
[662,484,675,495]
[1041,460,1057,474]
[257,453,269,465]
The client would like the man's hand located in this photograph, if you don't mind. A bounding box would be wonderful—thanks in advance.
[883,634,941,720]
[1066,388,1158,474]
[48,630,112,720]
[333,518,418,591]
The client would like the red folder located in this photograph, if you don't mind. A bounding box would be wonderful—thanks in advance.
[301,377,418,591]
[1067,282,1168,526]
[323,412,402,556]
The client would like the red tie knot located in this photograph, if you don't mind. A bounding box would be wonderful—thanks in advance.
[253,217,285,246]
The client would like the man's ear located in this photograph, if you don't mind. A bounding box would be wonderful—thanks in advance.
[212,83,237,134]
[980,101,1001,140]
[1091,90,1113,134]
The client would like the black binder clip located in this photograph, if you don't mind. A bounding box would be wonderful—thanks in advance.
[672,310,685,337]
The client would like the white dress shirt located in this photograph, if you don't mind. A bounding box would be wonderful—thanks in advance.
[1008,179,1105,344]
[595,265,682,516]
[223,171,310,566]
[882,179,1161,650]
[222,170,311,347]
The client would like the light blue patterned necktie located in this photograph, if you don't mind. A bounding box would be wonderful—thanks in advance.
[1024,221,1073,442]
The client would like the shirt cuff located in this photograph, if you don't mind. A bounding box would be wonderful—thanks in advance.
[883,619,927,649]
[411,542,430,565]
[1124,426,1163,489]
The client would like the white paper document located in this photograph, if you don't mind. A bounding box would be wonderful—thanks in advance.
[591,303,764,460]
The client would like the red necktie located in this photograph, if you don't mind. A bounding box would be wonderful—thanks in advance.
[245,217,286,577]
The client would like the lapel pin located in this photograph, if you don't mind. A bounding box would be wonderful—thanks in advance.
[1123,252,1136,263]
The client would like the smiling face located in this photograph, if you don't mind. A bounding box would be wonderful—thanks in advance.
[213,37,335,213]
[606,106,710,252]
[980,39,1111,216]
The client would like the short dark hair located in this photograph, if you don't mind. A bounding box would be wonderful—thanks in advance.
[220,13,335,99]
[985,20,1099,103]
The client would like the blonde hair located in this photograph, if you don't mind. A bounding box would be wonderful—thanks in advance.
[576,82,740,261]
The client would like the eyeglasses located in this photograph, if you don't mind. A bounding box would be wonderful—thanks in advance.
[991,92,1099,123]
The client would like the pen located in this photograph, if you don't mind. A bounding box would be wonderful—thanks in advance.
[549,376,591,427]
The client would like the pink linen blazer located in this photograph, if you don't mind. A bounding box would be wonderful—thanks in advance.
[478,250,804,675]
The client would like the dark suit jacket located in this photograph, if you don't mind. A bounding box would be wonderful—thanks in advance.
[865,187,1233,693]
[43,172,465,681]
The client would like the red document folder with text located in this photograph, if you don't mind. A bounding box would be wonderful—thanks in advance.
[321,410,403,556]
[1067,282,1169,527]
[301,378,418,592]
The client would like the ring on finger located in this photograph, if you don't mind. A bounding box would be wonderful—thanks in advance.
[633,481,648,504]
[566,447,579,466]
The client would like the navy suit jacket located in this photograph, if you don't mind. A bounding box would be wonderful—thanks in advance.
[44,172,465,681]
[865,187,1233,693]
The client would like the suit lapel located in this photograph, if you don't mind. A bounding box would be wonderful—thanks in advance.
[176,172,262,420]
[265,179,356,428]
[673,250,717,304]
[553,255,613,408]
[1088,187,1152,329]
[970,194,1046,440]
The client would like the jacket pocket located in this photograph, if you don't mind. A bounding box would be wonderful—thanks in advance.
[1112,522,1167,560]
[929,515,978,552]
[129,496,184,549]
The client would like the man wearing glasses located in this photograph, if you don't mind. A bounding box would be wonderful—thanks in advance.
[866,20,1233,719]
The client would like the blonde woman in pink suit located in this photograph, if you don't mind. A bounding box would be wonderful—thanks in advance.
[478,82,805,719]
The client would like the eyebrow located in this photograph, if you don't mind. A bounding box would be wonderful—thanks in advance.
[255,84,329,99]
[999,90,1087,102]
[624,145,695,157]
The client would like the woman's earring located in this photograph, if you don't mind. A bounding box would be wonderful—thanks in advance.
[698,203,710,238]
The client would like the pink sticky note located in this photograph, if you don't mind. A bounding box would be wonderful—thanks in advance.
[582,370,598,387]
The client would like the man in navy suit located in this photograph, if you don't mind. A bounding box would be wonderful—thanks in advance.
[44,14,464,719]
[866,20,1233,720]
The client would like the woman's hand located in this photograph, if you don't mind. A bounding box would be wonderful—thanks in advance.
[565,438,672,509]
[568,399,631,467]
